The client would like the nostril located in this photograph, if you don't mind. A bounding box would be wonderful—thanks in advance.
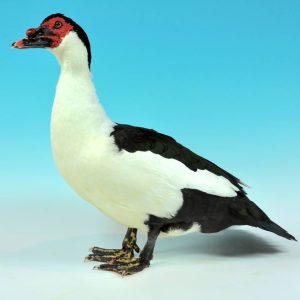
[36,31,44,37]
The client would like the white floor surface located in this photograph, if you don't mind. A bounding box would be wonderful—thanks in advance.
[1,192,299,300]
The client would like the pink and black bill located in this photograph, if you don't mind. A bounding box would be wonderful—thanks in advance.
[12,26,56,49]
[12,14,74,49]
[12,13,91,67]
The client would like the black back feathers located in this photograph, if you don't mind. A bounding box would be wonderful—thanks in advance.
[111,124,246,195]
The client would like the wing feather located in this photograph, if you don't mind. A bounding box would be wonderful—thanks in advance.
[111,124,246,195]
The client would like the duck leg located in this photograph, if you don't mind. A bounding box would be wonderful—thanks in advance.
[85,228,140,263]
[95,225,161,276]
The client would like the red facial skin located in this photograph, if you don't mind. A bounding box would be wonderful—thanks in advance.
[13,17,73,49]
[40,17,73,48]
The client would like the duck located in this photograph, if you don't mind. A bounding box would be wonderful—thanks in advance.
[12,13,296,276]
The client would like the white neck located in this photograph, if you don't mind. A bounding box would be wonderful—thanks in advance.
[51,31,90,74]
[50,32,113,161]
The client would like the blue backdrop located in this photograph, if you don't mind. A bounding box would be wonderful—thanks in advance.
[1,0,299,210]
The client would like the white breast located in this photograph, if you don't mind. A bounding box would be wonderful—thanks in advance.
[50,44,238,233]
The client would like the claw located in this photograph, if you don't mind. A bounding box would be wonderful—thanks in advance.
[84,255,91,262]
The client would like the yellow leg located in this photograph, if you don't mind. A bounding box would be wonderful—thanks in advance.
[85,228,139,263]
[94,226,160,276]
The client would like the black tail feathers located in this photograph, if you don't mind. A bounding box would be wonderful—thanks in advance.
[230,198,297,241]
[256,220,297,241]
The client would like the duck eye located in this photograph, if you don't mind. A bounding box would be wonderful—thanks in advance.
[54,21,62,29]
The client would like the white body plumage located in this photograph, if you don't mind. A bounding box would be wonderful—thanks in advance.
[50,32,238,234]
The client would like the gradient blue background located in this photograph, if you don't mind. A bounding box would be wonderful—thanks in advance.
[1,0,300,205]
[1,1,299,299]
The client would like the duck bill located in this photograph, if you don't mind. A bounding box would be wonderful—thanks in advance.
[12,37,52,49]
[12,26,54,49]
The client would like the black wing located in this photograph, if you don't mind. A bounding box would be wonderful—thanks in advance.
[111,124,246,195]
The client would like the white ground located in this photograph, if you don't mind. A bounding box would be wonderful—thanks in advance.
[1,191,299,300]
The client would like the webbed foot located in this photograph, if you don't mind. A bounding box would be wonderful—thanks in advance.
[85,228,139,263]
[94,258,150,276]
[86,226,160,275]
